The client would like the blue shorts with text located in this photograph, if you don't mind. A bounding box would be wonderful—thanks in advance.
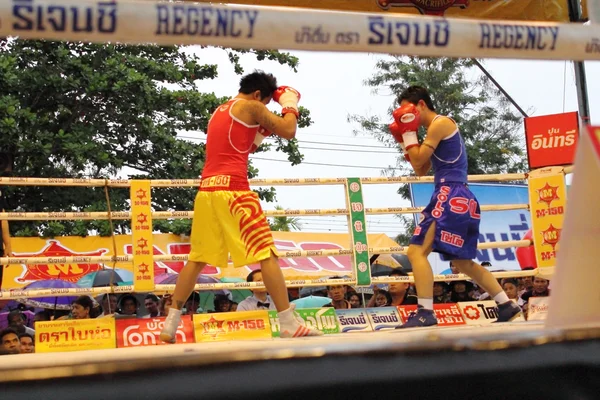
[410,183,480,261]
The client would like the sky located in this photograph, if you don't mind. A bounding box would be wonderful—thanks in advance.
[175,46,599,238]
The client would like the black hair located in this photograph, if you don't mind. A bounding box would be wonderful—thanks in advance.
[247,269,262,283]
[7,310,26,324]
[375,290,392,306]
[398,85,436,112]
[0,327,19,342]
[18,333,34,343]
[326,276,343,290]
[239,70,278,100]
[389,269,409,277]
[145,294,160,302]
[74,295,101,318]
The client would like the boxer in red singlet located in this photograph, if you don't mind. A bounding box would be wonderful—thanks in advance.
[161,71,322,341]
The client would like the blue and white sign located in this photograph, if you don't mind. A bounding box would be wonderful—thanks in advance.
[409,183,531,274]
[335,309,373,333]
[365,307,402,330]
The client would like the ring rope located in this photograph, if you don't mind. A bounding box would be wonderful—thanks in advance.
[0,1,597,62]
[0,204,529,221]
[0,165,573,188]
[0,240,531,266]
[0,269,540,300]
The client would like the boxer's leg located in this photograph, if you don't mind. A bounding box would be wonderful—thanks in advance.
[451,260,522,322]
[407,221,436,306]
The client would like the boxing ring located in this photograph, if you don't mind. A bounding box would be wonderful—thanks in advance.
[1,0,600,398]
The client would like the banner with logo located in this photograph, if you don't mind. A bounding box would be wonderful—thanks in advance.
[116,315,195,348]
[130,180,155,292]
[527,296,549,321]
[1,232,399,289]
[527,168,567,271]
[397,304,466,326]
[191,0,573,22]
[35,317,117,353]
[458,300,499,324]
[269,307,340,337]
[410,183,531,274]
[335,308,373,333]
[365,306,402,330]
[524,112,579,169]
[193,310,272,342]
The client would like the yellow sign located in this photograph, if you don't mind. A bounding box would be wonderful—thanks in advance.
[34,317,117,353]
[130,180,155,292]
[189,0,572,22]
[527,167,567,270]
[193,310,272,342]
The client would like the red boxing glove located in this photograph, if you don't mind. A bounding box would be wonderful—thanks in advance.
[250,126,272,153]
[273,86,301,118]
[389,122,411,162]
[392,103,421,150]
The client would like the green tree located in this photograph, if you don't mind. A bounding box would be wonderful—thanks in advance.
[269,205,302,232]
[0,40,310,237]
[349,57,527,244]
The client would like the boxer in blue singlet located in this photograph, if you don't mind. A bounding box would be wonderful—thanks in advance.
[388,86,523,328]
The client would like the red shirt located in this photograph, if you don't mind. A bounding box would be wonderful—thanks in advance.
[201,99,259,191]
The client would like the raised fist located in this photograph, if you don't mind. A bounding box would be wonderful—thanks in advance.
[392,103,421,150]
[273,86,301,117]
[389,122,411,162]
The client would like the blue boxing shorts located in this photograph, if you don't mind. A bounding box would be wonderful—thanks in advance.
[410,183,481,261]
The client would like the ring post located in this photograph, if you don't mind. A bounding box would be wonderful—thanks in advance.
[130,180,155,292]
[546,126,600,328]
[345,178,371,286]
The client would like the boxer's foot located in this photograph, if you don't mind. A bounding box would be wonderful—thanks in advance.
[495,301,523,322]
[396,305,438,329]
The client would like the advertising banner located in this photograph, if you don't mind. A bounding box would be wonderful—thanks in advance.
[116,315,194,347]
[397,304,466,326]
[35,317,116,353]
[524,112,578,169]
[269,307,340,337]
[193,310,272,342]
[458,300,499,324]
[527,296,549,321]
[335,308,373,333]
[130,180,155,292]
[410,183,531,274]
[527,168,567,270]
[365,306,402,330]
[1,232,399,289]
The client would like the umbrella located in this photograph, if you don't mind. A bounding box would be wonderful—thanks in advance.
[17,279,79,310]
[292,295,332,309]
[77,268,134,288]
[299,286,328,297]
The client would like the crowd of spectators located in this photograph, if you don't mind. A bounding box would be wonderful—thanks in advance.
[0,262,549,355]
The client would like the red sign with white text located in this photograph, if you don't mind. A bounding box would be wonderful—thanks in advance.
[524,112,579,169]
[116,315,195,347]
[397,304,466,326]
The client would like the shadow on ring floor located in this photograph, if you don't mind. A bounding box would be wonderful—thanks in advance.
[1,321,600,400]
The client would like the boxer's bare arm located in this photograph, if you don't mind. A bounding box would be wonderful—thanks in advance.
[407,117,454,172]
[244,101,297,139]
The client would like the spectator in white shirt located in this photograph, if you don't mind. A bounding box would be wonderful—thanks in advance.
[237,269,276,311]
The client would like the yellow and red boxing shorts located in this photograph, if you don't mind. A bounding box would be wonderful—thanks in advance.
[189,175,277,268]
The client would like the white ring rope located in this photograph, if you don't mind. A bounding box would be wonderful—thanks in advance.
[0,1,597,61]
[0,167,573,188]
[0,204,529,221]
